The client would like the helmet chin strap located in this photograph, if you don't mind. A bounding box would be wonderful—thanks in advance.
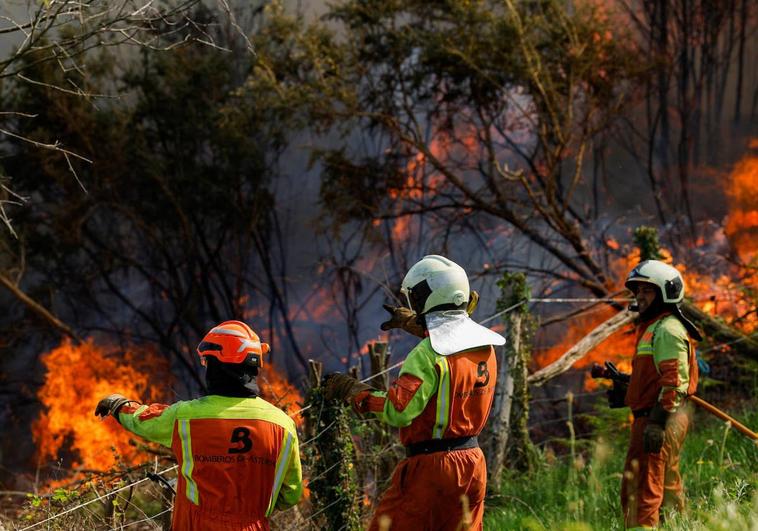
[671,304,705,341]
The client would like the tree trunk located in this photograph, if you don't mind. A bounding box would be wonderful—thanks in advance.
[734,0,747,122]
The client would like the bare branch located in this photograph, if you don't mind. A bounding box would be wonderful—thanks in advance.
[528,310,635,386]
[0,272,81,342]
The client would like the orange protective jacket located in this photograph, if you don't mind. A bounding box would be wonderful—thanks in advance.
[118,395,303,531]
[352,337,496,530]
[625,313,698,413]
[353,337,496,445]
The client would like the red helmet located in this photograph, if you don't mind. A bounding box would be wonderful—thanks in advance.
[196,320,270,367]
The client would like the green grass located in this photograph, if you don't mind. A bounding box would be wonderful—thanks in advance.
[484,407,758,530]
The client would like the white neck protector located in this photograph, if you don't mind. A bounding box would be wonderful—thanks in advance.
[424,310,506,356]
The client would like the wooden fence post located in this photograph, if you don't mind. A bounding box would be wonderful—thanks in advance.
[303,359,361,530]
[481,272,536,487]
[368,342,390,391]
[362,342,398,506]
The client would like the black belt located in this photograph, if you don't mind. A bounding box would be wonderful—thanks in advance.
[633,408,651,419]
[405,436,479,457]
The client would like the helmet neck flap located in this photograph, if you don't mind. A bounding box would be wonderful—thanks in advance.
[204,356,259,398]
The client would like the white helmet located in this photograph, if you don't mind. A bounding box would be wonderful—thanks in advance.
[400,255,470,315]
[625,260,685,304]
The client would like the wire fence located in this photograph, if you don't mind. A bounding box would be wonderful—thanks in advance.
[19,464,178,531]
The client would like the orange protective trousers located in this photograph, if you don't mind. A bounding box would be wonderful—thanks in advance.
[171,503,268,531]
[621,411,689,528]
[368,447,486,531]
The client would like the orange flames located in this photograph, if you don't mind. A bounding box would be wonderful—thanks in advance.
[535,306,636,375]
[536,206,758,386]
[724,147,758,263]
[33,339,169,475]
[33,338,305,479]
[387,133,458,243]
[258,364,304,425]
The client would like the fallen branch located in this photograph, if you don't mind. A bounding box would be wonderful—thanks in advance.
[0,272,81,342]
[528,310,634,386]
[682,302,758,360]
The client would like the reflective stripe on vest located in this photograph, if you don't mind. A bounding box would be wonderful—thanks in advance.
[637,328,655,356]
[266,431,294,516]
[179,419,199,505]
[432,357,451,439]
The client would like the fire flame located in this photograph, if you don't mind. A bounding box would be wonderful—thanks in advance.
[258,364,304,425]
[387,134,453,243]
[33,339,169,475]
[724,148,758,263]
[33,338,305,480]
[537,214,757,388]
[535,305,636,376]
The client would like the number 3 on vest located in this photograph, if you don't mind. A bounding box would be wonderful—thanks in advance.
[474,361,490,388]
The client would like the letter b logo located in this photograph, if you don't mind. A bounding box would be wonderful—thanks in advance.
[228,427,253,454]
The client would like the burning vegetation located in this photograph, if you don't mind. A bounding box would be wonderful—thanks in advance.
[32,338,304,480]
[258,365,304,423]
[32,339,170,475]
[725,146,758,263]
[535,212,758,391]
[1,0,757,528]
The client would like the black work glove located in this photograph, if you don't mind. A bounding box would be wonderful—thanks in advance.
[323,373,371,403]
[643,402,671,454]
[606,379,628,409]
[95,393,131,419]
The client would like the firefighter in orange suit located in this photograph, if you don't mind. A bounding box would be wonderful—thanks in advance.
[612,261,701,530]
[325,255,505,530]
[95,321,303,531]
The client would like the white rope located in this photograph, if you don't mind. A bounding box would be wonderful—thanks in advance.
[477,297,633,326]
[359,360,404,383]
[295,295,629,419]
[303,497,343,522]
[477,300,529,325]
[699,333,758,355]
[118,507,172,529]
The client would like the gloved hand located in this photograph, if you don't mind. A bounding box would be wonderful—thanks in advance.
[380,304,425,338]
[323,373,371,403]
[380,290,480,338]
[606,379,628,409]
[643,403,671,453]
[95,394,131,418]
